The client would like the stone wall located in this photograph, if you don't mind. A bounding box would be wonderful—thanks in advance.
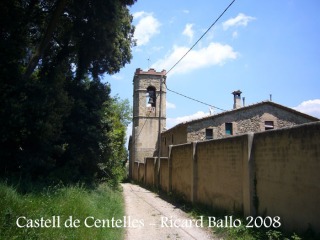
[161,102,318,145]
[187,104,317,142]
[131,68,166,176]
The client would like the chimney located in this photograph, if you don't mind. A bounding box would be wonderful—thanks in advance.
[232,90,242,109]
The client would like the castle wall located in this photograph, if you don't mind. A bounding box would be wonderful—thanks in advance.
[145,157,156,186]
[196,135,247,213]
[253,122,320,232]
[170,143,194,200]
[161,124,188,157]
[159,157,169,192]
[133,122,320,235]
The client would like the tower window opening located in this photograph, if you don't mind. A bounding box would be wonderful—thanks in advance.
[146,86,156,108]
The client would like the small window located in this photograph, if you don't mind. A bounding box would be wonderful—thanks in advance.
[205,128,213,140]
[225,123,233,135]
[265,121,274,130]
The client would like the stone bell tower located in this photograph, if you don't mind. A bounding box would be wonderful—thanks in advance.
[129,68,166,177]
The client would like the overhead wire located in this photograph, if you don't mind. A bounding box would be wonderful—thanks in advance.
[132,110,151,144]
[133,0,236,142]
[163,0,236,112]
[164,83,227,112]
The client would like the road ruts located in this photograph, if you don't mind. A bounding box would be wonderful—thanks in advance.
[122,183,218,240]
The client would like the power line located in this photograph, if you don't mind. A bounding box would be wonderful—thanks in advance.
[164,83,227,112]
[133,111,151,143]
[166,0,236,76]
[162,0,236,112]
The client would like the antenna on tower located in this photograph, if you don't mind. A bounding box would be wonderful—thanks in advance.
[147,57,151,69]
[209,107,214,115]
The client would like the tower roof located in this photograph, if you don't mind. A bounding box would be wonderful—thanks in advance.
[135,68,166,76]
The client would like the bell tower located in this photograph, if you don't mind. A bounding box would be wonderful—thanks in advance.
[129,68,166,177]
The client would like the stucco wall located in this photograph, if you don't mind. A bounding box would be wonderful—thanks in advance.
[159,158,169,192]
[196,135,247,213]
[132,122,320,234]
[170,143,193,200]
[138,163,145,182]
[145,157,156,186]
[253,122,320,233]
[161,124,188,157]
[133,162,139,181]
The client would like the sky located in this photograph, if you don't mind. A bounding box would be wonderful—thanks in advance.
[102,0,320,140]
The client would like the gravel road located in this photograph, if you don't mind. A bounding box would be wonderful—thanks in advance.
[122,183,219,240]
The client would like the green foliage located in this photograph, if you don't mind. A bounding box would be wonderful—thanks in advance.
[0,181,124,239]
[0,0,135,183]
[155,190,307,240]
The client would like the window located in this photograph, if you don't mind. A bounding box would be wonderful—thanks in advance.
[146,86,156,108]
[225,123,233,135]
[265,121,274,130]
[205,128,213,140]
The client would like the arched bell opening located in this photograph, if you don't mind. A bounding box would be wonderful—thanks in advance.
[146,86,156,108]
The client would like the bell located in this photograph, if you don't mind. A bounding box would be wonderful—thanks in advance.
[148,97,154,105]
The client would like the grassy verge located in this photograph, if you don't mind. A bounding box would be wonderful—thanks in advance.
[0,181,124,240]
[187,203,305,240]
[153,189,315,240]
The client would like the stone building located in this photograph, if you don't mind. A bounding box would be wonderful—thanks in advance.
[160,90,319,157]
[128,69,318,174]
[129,68,166,178]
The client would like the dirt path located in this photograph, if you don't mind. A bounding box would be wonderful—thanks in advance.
[122,183,219,240]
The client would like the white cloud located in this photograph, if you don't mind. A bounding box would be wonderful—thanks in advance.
[111,74,123,80]
[151,46,164,52]
[182,23,194,42]
[183,10,190,14]
[125,123,132,149]
[166,101,176,109]
[293,99,320,118]
[222,13,255,30]
[133,11,161,46]
[152,42,238,75]
[166,111,209,129]
[232,31,238,39]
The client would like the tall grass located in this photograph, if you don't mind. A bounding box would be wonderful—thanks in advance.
[0,181,124,239]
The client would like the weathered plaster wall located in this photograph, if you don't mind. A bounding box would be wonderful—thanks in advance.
[132,121,320,235]
[196,135,247,213]
[253,122,320,233]
[170,143,193,200]
[159,157,169,192]
[145,157,156,186]
[161,124,187,157]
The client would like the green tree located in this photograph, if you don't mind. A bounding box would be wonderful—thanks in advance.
[103,96,132,182]
[0,0,136,183]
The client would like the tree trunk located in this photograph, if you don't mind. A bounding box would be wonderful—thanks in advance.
[23,0,68,80]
